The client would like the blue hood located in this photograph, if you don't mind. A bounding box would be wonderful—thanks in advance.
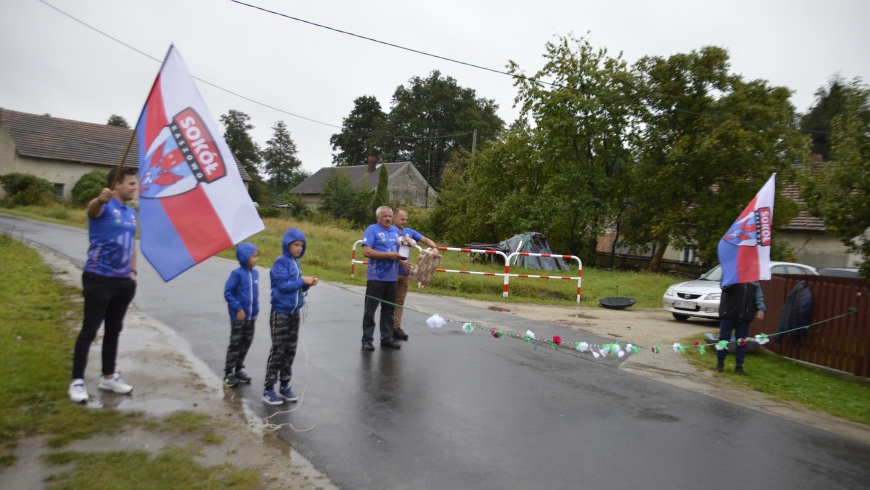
[282,228,306,259]
[235,242,258,268]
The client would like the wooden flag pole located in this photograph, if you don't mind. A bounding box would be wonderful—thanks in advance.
[110,129,137,190]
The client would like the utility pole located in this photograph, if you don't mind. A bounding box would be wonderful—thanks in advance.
[471,128,477,167]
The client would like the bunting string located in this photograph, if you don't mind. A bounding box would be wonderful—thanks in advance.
[321,280,858,359]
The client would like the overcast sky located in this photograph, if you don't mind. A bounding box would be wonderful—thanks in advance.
[1,0,868,174]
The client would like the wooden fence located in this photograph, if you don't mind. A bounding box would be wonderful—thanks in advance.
[595,253,708,277]
[751,274,870,377]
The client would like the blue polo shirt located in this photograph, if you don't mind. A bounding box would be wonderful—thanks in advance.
[396,227,424,276]
[83,198,138,278]
[362,223,400,282]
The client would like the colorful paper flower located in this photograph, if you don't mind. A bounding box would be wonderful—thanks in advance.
[617,350,625,358]
[672,343,686,354]
[491,328,503,338]
[426,314,446,328]
[553,335,562,345]
[738,338,747,346]
[631,346,640,354]
[698,345,706,355]
[715,340,729,351]
[576,341,589,352]
[462,323,474,333]
[755,333,770,345]
[525,330,536,340]
[693,340,702,346]
[651,345,661,354]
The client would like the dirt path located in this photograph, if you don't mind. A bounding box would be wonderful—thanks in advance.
[450,296,870,445]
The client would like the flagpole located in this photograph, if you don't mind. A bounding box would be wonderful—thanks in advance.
[110,129,137,190]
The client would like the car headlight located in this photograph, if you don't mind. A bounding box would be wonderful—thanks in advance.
[666,288,675,297]
[706,293,721,300]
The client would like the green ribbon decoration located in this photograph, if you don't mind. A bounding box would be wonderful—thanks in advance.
[676,345,686,354]
[757,333,768,342]
[652,345,661,354]
[462,323,474,333]
[698,345,706,355]
[631,346,639,355]
[716,340,728,350]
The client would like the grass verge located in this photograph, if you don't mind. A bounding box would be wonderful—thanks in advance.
[1,205,679,308]
[0,232,145,461]
[680,333,870,425]
[43,445,259,489]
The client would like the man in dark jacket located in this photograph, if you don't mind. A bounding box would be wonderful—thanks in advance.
[717,281,766,375]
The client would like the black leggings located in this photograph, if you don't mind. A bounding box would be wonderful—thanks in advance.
[72,273,136,379]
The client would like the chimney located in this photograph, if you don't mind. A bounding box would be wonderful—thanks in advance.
[811,153,824,165]
[367,155,378,173]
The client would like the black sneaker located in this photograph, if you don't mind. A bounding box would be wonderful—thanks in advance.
[381,339,402,349]
[735,366,746,376]
[715,362,724,373]
[362,341,375,351]
[224,373,239,387]
[234,370,252,383]
[393,327,409,341]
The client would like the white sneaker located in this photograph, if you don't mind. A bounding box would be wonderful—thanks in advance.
[69,379,89,402]
[98,374,133,394]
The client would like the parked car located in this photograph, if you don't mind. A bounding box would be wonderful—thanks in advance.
[662,262,818,321]
[817,267,861,278]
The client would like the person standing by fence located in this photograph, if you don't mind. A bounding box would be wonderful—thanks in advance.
[391,208,439,341]
[360,206,408,351]
[717,282,766,375]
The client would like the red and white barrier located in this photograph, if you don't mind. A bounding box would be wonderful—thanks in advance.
[506,252,583,302]
[350,243,582,302]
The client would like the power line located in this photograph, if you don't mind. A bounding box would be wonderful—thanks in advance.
[228,0,831,136]
[36,0,479,143]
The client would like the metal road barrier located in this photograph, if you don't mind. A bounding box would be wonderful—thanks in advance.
[505,252,583,303]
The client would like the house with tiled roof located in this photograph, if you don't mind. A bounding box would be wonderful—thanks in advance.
[290,156,436,208]
[0,108,251,201]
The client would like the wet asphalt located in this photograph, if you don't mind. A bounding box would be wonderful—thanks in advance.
[3,214,869,490]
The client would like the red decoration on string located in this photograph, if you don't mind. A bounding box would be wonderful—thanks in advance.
[739,338,747,346]
[491,329,502,339]
[694,340,702,346]
[553,335,562,345]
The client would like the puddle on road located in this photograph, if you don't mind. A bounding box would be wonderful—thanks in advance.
[488,306,511,312]
[569,313,598,319]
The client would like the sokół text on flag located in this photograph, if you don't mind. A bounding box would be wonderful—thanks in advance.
[717,174,776,288]
[135,45,264,281]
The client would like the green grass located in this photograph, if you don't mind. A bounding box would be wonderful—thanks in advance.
[681,333,870,425]
[44,445,260,490]
[162,411,212,433]
[0,233,146,461]
[1,204,678,307]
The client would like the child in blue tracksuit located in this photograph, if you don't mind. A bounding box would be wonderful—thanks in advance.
[263,228,318,406]
[223,242,260,387]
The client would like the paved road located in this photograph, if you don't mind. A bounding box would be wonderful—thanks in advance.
[3,213,869,490]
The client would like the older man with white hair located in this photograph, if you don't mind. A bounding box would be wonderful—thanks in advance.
[360,206,410,351]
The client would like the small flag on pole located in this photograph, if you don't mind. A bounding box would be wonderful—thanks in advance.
[135,45,264,281]
[717,174,776,288]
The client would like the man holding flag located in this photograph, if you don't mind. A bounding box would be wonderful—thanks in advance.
[715,175,775,375]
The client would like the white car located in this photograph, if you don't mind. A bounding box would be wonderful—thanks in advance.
[662,262,818,321]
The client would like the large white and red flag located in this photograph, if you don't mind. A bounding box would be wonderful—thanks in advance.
[135,45,264,281]
[717,174,776,287]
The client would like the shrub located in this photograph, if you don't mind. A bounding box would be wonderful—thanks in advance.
[71,170,108,206]
[258,206,281,219]
[0,173,58,207]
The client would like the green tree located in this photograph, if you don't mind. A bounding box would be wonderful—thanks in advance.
[71,170,107,205]
[370,162,391,213]
[383,71,503,189]
[317,168,372,227]
[220,110,267,202]
[800,76,870,161]
[106,115,130,128]
[622,46,805,267]
[0,173,58,207]
[505,35,637,263]
[330,96,388,166]
[262,120,303,192]
[803,80,870,279]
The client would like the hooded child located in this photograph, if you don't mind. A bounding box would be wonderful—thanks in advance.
[263,228,318,405]
[222,242,260,387]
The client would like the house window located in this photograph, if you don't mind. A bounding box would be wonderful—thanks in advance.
[680,246,696,263]
[53,183,64,197]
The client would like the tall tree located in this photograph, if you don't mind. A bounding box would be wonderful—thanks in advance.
[383,71,503,189]
[106,114,130,128]
[800,75,870,161]
[623,46,805,267]
[802,80,870,279]
[507,35,637,263]
[262,120,303,191]
[370,163,391,213]
[317,168,371,227]
[220,110,266,202]
[330,96,388,166]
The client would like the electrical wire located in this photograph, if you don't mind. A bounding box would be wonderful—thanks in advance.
[36,0,478,142]
[228,0,832,136]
